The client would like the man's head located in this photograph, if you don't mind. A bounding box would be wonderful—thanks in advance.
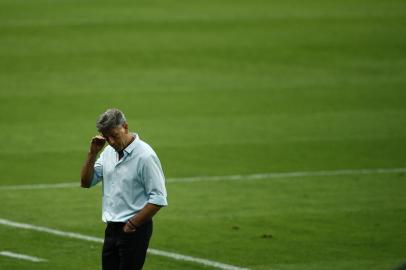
[96,108,132,151]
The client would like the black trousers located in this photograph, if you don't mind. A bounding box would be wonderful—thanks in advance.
[102,221,153,270]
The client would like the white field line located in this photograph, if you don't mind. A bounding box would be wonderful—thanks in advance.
[0,251,47,262]
[0,182,79,190]
[0,167,405,191]
[0,218,249,270]
[166,167,406,183]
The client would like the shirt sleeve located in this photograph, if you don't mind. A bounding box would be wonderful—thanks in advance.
[90,151,104,187]
[141,154,168,206]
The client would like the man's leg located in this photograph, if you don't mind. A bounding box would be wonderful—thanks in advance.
[102,224,120,270]
[118,220,153,270]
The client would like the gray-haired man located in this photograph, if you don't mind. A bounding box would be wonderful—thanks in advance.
[80,108,168,270]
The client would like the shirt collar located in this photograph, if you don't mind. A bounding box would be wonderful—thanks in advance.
[123,133,139,154]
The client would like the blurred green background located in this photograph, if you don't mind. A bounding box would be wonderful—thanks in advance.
[0,0,405,269]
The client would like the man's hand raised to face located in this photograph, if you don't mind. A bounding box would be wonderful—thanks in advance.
[90,135,106,155]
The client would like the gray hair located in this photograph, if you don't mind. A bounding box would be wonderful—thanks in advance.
[96,108,127,133]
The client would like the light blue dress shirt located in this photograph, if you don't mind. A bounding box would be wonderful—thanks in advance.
[90,134,168,223]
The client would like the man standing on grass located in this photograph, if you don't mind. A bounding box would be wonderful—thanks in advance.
[80,108,168,270]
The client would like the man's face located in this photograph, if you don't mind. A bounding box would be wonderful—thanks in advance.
[102,124,129,152]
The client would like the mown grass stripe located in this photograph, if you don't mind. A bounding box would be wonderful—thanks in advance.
[0,218,249,270]
[0,167,405,190]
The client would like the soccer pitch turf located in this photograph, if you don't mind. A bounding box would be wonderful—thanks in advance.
[1,0,406,269]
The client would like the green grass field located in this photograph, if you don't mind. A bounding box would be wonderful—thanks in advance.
[1,0,406,269]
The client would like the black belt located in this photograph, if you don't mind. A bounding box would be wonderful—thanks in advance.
[107,220,152,229]
[106,222,126,229]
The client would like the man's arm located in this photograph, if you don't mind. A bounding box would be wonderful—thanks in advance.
[123,203,162,233]
[80,135,106,188]
[123,154,167,233]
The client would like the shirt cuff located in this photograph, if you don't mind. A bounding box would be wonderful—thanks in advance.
[90,174,102,187]
[148,194,168,206]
